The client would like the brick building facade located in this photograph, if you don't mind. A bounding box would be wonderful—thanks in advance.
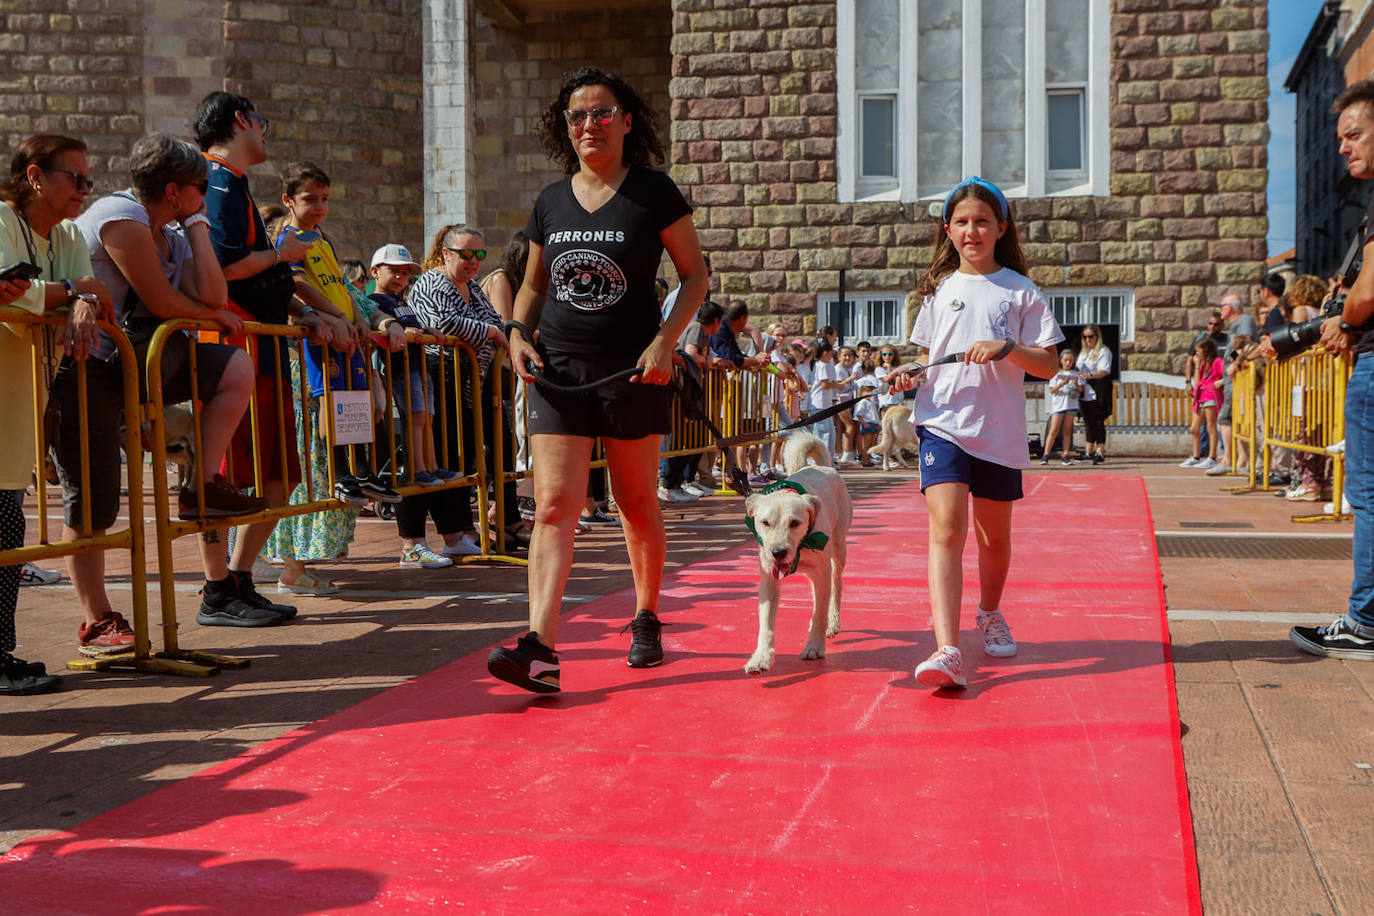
[1,0,425,262]
[1,0,1269,376]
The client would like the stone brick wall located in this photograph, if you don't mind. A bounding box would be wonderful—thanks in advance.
[470,6,673,255]
[667,0,1271,374]
[1,0,424,262]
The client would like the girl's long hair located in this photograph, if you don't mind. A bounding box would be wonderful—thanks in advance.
[915,183,1028,298]
[496,231,529,284]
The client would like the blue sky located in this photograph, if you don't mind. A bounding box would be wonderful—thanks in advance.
[1267,2,1316,258]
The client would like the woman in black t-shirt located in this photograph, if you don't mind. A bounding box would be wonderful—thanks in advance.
[487,66,708,693]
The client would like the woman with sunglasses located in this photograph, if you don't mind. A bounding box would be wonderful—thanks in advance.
[486,66,708,693]
[1075,325,1111,464]
[874,346,905,416]
[410,224,519,555]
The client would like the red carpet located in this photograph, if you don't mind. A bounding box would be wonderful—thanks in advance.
[2,475,1200,914]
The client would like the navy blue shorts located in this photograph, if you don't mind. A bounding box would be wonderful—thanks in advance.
[917,427,1023,501]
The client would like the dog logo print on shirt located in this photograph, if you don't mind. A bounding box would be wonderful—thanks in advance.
[549,249,627,312]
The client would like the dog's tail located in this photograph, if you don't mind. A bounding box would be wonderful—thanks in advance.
[782,430,832,474]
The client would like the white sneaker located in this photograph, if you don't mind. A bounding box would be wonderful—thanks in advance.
[1204,463,1231,476]
[250,556,279,584]
[18,562,60,586]
[682,481,714,498]
[1178,456,1201,468]
[914,645,966,688]
[1323,496,1354,515]
[1196,457,1217,470]
[400,544,454,569]
[442,534,482,557]
[675,485,700,501]
[976,609,1018,657]
[658,486,690,503]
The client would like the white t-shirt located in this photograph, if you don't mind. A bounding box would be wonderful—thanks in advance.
[1046,369,1082,413]
[1076,346,1111,396]
[874,365,902,409]
[809,359,839,410]
[854,395,879,425]
[909,267,1064,469]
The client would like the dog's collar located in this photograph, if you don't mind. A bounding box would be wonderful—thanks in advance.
[745,479,830,576]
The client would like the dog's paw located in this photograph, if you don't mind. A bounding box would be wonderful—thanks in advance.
[800,641,825,661]
[744,651,774,675]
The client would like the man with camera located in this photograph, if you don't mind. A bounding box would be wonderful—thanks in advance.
[1289,78,1374,660]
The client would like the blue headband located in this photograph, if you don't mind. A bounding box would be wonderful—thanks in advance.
[942,176,1009,222]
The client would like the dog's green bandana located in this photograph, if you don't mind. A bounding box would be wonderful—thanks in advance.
[745,480,830,576]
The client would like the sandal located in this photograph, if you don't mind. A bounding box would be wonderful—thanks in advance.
[276,571,340,596]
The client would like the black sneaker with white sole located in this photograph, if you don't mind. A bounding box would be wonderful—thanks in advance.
[1289,616,1374,660]
[357,475,403,504]
[625,610,664,668]
[333,476,369,506]
[229,569,297,620]
[197,576,285,627]
[487,631,561,693]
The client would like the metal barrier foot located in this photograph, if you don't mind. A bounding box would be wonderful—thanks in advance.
[458,553,528,568]
[156,649,251,671]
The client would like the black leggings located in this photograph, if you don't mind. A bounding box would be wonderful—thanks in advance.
[1080,398,1108,447]
[1,490,24,654]
[395,487,464,540]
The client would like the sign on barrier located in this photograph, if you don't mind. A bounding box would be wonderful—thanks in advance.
[331,389,373,445]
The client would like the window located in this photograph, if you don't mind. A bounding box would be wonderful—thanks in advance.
[860,95,897,178]
[836,0,1110,202]
[817,293,907,345]
[1047,287,1134,343]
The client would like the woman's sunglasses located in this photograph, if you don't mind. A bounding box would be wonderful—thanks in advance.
[444,247,487,262]
[563,106,619,128]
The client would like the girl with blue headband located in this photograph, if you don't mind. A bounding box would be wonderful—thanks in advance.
[888,177,1063,688]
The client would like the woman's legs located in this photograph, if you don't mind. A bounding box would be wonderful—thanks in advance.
[603,435,667,615]
[527,433,594,648]
[1189,412,1202,459]
[925,481,970,648]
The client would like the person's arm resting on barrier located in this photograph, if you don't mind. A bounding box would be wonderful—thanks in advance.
[101,220,242,336]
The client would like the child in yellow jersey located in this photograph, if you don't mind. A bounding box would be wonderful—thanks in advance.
[279,162,401,506]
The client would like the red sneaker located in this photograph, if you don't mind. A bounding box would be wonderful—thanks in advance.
[78,611,136,657]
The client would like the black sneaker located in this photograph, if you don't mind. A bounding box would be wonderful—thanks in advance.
[1290,616,1374,660]
[624,610,664,668]
[229,569,297,620]
[487,631,561,693]
[0,652,61,696]
[1092,453,1104,465]
[197,577,285,628]
[357,475,403,504]
[333,476,368,506]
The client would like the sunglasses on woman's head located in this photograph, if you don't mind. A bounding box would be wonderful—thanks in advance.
[444,247,486,261]
[563,105,619,128]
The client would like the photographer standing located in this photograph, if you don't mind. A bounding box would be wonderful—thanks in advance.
[1292,78,1374,660]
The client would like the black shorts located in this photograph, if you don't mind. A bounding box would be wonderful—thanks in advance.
[525,347,671,440]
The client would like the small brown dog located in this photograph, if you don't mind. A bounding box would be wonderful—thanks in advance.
[868,405,918,471]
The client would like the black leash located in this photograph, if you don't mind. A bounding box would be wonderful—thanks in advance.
[521,350,967,450]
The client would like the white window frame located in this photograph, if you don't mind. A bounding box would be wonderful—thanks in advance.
[816,292,909,346]
[1046,286,1135,343]
[836,0,1110,203]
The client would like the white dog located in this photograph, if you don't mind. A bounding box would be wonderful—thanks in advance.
[139,402,195,489]
[742,431,853,675]
[868,405,918,470]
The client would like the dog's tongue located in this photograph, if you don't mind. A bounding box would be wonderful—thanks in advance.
[771,565,788,581]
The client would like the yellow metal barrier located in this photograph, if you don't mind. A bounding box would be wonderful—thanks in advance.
[140,319,519,674]
[1260,346,1352,522]
[1223,361,1260,489]
[0,309,152,672]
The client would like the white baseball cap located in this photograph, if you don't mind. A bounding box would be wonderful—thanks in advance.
[371,244,420,274]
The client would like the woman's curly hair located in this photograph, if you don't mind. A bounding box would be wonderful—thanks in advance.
[538,66,666,176]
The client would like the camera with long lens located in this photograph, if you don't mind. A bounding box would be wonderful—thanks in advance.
[1270,294,1346,361]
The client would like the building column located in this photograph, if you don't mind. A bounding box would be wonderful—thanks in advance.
[423,0,472,243]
